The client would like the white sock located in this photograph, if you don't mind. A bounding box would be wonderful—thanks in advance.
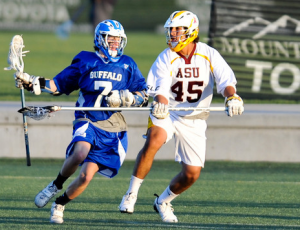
[158,186,179,204]
[126,175,144,195]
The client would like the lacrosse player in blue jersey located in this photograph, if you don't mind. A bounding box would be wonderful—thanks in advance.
[15,20,148,224]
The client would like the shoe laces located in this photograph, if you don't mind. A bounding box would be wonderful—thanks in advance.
[54,204,64,212]
[154,194,174,213]
[161,201,174,212]
[48,183,58,193]
[124,193,136,202]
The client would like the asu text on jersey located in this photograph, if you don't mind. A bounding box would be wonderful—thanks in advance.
[175,67,200,78]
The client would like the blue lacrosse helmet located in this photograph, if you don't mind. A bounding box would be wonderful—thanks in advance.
[94,20,127,62]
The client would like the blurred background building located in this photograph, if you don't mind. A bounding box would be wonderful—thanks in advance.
[0,0,211,34]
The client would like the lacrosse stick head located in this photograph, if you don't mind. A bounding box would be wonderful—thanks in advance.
[18,106,59,121]
[4,35,29,73]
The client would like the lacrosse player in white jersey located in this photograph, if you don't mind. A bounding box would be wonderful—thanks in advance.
[15,20,148,224]
[119,10,244,222]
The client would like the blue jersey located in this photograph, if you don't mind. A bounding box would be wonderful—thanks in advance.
[53,51,147,121]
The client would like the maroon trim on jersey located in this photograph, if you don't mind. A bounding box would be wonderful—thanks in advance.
[176,43,196,64]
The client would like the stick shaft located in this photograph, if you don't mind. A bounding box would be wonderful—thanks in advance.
[56,106,226,112]
[20,88,31,166]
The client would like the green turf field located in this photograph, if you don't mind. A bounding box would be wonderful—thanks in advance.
[1,159,299,229]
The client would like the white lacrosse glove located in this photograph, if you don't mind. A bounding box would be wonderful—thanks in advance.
[14,72,34,84]
[120,89,134,107]
[14,77,23,89]
[225,93,244,117]
[151,101,169,119]
[105,90,134,107]
[14,72,41,95]
[105,90,122,107]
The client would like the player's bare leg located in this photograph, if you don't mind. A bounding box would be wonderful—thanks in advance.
[169,162,202,194]
[65,161,100,199]
[34,141,91,208]
[50,148,98,224]
[154,163,201,223]
[133,125,167,178]
[60,141,91,177]
[119,126,167,213]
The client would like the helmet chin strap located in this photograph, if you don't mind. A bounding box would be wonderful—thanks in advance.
[170,36,188,51]
[171,41,179,49]
[108,49,118,57]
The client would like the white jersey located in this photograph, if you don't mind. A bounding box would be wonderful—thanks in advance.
[147,42,237,117]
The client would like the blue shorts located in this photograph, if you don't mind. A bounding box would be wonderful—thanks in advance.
[66,121,128,178]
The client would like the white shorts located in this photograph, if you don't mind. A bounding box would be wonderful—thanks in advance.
[149,112,207,167]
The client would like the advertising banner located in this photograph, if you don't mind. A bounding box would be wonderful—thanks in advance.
[0,0,91,33]
[209,0,300,100]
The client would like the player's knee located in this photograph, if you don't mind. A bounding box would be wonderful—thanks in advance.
[182,164,201,182]
[70,141,91,164]
[187,174,199,183]
[78,172,93,185]
[70,151,88,164]
[142,140,161,154]
[183,170,201,183]
[143,127,166,151]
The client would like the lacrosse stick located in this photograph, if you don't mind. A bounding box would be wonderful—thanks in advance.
[4,35,31,166]
[18,105,226,121]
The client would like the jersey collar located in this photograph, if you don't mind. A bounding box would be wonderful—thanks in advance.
[176,43,196,64]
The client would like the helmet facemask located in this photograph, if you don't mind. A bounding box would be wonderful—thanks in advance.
[99,34,126,58]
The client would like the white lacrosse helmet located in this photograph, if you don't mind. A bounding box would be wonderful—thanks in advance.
[164,11,199,52]
[94,20,127,62]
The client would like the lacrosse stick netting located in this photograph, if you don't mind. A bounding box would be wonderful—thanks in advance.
[4,35,29,72]
[18,106,226,121]
[18,106,54,121]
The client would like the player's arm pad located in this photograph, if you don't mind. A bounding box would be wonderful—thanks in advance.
[29,78,60,95]
[132,90,149,107]
[39,78,60,95]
